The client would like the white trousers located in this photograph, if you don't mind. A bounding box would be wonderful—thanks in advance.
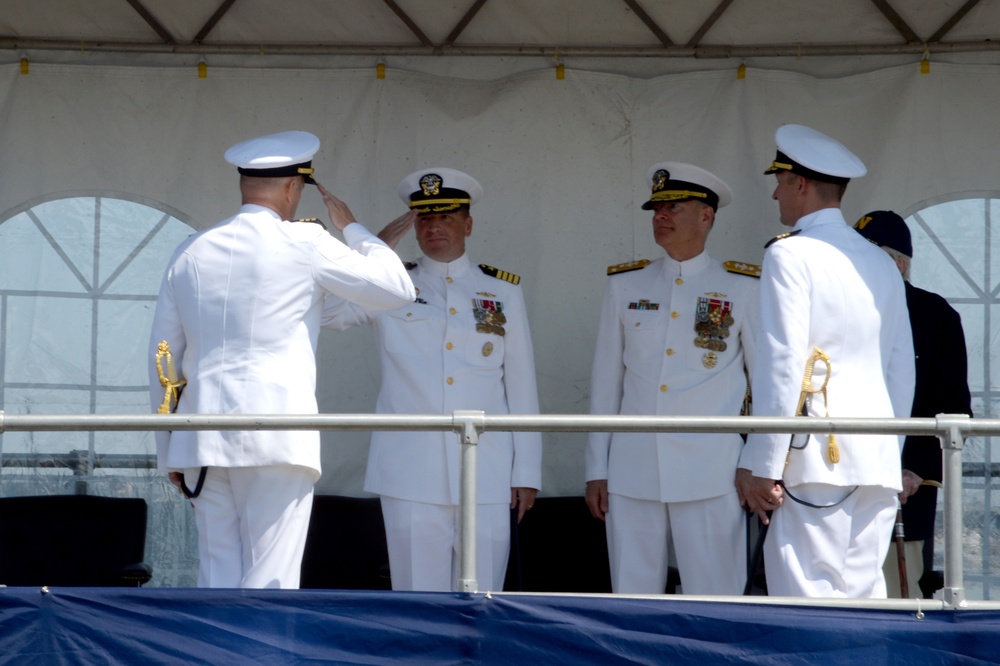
[379,497,511,592]
[765,483,896,598]
[186,465,315,589]
[606,491,746,595]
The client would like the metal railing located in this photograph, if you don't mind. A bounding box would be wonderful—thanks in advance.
[0,410,990,608]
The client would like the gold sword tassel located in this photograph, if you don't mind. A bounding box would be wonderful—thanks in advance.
[155,340,187,414]
[795,347,839,464]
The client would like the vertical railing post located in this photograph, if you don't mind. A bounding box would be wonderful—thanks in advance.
[937,414,970,608]
[454,410,485,593]
[70,449,90,495]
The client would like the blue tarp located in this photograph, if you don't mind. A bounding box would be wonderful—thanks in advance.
[1,588,998,665]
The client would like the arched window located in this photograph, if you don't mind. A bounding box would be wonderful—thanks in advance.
[0,193,198,585]
[904,193,1000,599]
[0,193,194,464]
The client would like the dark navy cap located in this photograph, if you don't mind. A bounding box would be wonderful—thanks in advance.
[853,210,913,257]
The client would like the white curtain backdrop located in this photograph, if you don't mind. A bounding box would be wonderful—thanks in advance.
[1,60,998,497]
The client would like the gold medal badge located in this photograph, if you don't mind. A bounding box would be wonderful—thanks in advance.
[473,298,506,336]
[693,296,733,360]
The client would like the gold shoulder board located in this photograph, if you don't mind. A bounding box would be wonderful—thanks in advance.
[292,217,327,230]
[764,229,801,248]
[607,259,650,276]
[479,264,521,285]
[724,260,762,278]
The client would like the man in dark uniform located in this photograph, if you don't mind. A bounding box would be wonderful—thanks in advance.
[854,209,973,599]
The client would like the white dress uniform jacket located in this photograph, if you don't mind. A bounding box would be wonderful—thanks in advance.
[739,208,915,489]
[586,251,758,502]
[149,204,416,478]
[323,252,542,504]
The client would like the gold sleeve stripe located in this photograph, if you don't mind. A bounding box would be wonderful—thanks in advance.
[648,190,708,202]
[408,198,471,208]
[764,229,802,248]
[607,259,650,276]
[292,217,327,229]
[723,260,761,278]
[479,264,521,285]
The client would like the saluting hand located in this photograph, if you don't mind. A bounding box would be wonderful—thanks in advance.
[377,210,418,250]
[315,181,357,232]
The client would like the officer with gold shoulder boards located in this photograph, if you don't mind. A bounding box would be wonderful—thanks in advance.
[736,125,915,598]
[322,167,542,592]
[585,161,759,595]
[148,130,416,589]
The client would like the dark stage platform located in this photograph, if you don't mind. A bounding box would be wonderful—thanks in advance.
[1,587,997,665]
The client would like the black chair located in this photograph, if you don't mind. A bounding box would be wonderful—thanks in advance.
[505,496,684,594]
[300,495,392,590]
[504,496,613,593]
[0,495,153,587]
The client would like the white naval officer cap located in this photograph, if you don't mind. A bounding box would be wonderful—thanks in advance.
[397,167,483,214]
[763,124,867,185]
[641,161,733,211]
[224,130,320,185]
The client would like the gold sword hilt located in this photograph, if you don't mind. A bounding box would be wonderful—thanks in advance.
[155,340,187,414]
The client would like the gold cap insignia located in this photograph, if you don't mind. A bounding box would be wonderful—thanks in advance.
[652,169,670,192]
[420,173,443,197]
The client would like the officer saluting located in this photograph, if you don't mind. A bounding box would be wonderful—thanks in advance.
[322,167,542,592]
[736,125,915,598]
[148,130,415,589]
[585,161,759,595]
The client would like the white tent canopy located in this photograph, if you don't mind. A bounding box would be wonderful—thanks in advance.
[3,0,1000,60]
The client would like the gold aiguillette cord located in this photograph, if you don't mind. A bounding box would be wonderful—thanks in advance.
[794,347,839,464]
